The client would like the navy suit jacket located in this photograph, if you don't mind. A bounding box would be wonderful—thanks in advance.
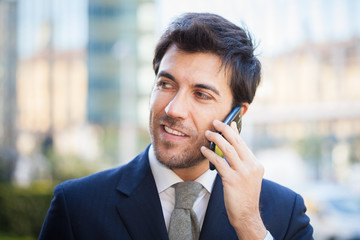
[39,145,313,239]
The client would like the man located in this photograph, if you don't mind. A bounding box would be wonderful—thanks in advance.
[39,13,313,240]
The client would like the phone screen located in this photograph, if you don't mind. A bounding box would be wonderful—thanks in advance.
[209,106,242,170]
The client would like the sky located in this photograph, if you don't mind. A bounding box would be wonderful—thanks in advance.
[17,0,88,58]
[16,0,360,58]
[156,0,360,56]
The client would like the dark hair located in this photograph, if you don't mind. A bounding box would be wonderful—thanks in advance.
[153,12,261,106]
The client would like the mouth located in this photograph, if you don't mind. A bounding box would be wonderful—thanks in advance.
[163,125,188,137]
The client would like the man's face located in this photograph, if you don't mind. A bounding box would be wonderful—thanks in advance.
[149,45,233,169]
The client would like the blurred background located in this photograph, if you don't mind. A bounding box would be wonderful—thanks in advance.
[0,0,359,239]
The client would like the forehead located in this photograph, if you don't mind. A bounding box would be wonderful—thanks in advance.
[158,45,230,86]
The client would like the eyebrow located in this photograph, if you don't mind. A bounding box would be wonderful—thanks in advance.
[194,83,220,96]
[157,71,221,96]
[157,71,175,80]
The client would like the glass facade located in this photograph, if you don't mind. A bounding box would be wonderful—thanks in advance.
[0,0,18,181]
[87,0,139,125]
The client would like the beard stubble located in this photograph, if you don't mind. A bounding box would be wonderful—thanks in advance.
[149,115,209,169]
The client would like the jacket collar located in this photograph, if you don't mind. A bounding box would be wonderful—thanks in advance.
[115,145,236,240]
[200,174,237,240]
[115,145,169,240]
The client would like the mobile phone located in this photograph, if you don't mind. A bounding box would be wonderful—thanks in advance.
[209,106,242,170]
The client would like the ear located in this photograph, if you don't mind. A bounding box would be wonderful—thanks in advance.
[241,103,249,116]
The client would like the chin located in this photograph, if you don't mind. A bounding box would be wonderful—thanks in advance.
[153,143,205,169]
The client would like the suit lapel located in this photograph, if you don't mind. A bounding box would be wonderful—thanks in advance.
[115,146,169,240]
[200,174,237,240]
[114,147,237,240]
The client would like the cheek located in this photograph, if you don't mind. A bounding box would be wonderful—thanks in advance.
[149,91,162,111]
[192,105,232,135]
[192,110,217,134]
[149,89,158,110]
[149,91,172,115]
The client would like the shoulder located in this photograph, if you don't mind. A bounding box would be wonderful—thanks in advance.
[55,146,151,199]
[56,167,122,195]
[260,179,313,239]
[261,179,299,200]
[260,179,304,212]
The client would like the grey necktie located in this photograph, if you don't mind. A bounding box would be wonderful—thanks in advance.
[168,181,203,240]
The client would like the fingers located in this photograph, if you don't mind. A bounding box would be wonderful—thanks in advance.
[203,120,263,173]
[203,120,266,237]
[212,120,255,165]
[201,146,232,175]
[204,128,243,170]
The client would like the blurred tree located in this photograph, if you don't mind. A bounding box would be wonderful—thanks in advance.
[0,149,17,182]
[0,0,18,183]
[349,135,360,164]
[296,135,325,180]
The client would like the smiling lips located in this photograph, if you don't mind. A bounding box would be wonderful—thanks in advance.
[163,125,187,137]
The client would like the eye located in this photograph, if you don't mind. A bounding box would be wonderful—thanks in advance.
[194,91,212,100]
[156,80,173,89]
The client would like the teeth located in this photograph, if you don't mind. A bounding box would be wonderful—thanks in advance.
[164,126,185,136]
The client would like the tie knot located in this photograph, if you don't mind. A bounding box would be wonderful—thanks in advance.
[173,181,203,210]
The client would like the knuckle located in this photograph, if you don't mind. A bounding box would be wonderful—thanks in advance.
[242,168,251,178]
[253,162,264,176]
[214,132,223,141]
[223,144,235,155]
[234,136,242,147]
[248,162,262,173]
[225,124,235,136]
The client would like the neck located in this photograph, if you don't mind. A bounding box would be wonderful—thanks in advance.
[171,161,209,181]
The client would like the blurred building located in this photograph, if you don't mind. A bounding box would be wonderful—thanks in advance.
[15,0,88,151]
[88,0,135,163]
[0,0,18,181]
[252,39,360,132]
[10,0,155,183]
[8,0,359,184]
[251,38,360,181]
[87,0,155,163]
[244,0,360,181]
[10,0,90,183]
[17,50,88,133]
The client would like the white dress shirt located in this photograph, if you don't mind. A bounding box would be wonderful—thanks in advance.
[148,145,273,240]
[148,145,217,229]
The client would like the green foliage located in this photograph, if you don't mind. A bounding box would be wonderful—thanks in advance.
[296,135,324,163]
[0,182,54,238]
[0,232,35,240]
[0,149,17,182]
[46,149,99,182]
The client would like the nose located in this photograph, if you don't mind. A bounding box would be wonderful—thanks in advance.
[165,93,189,119]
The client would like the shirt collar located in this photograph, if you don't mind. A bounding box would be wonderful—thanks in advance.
[148,145,217,194]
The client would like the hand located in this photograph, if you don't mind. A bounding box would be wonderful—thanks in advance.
[200,120,267,240]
